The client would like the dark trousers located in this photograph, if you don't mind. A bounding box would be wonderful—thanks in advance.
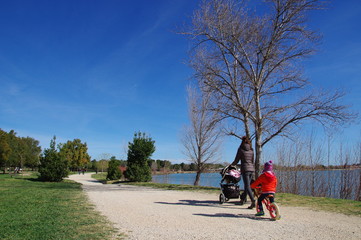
[241,171,255,202]
[257,193,275,211]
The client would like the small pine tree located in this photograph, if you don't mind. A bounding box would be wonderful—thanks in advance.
[125,132,155,182]
[107,158,122,180]
[38,136,68,182]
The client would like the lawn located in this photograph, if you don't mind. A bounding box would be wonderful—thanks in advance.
[0,173,123,240]
[276,192,361,216]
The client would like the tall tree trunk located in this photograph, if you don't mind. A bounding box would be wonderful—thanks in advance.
[357,171,361,201]
[194,170,201,186]
[357,142,361,201]
[255,130,262,178]
[254,88,262,178]
[244,112,251,139]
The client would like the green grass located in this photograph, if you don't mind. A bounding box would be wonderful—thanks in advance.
[122,181,220,193]
[276,192,361,216]
[91,173,361,217]
[91,172,108,183]
[0,173,124,240]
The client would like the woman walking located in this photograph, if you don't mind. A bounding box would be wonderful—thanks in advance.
[231,136,256,209]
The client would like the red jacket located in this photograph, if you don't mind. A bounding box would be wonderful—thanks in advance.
[251,171,277,193]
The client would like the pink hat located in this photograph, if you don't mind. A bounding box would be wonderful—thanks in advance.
[263,160,273,172]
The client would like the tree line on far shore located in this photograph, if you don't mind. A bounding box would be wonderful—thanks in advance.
[92,157,224,174]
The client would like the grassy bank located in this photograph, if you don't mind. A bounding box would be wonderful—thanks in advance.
[276,192,361,216]
[0,173,123,240]
[91,173,361,217]
[91,171,108,183]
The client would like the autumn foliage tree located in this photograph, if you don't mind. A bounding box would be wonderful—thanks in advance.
[59,139,90,170]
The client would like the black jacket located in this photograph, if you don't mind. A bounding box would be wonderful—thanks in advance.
[232,142,255,173]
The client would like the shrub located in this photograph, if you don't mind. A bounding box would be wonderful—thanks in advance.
[38,136,68,182]
[125,163,152,182]
[125,132,155,182]
[106,159,122,180]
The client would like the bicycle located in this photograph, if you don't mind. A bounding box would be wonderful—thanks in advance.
[254,188,281,220]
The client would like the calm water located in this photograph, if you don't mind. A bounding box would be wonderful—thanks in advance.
[152,172,245,189]
[152,169,361,200]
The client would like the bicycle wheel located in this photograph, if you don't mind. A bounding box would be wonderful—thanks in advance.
[269,202,281,220]
[219,193,226,204]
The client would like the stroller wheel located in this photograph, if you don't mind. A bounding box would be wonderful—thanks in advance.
[219,193,226,204]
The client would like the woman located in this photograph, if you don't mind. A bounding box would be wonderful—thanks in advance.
[231,136,256,209]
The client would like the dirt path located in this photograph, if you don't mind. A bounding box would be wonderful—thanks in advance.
[68,173,361,240]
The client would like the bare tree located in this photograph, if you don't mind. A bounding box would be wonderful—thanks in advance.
[97,153,111,172]
[276,136,309,195]
[357,141,361,201]
[183,0,355,174]
[339,145,353,199]
[181,86,222,186]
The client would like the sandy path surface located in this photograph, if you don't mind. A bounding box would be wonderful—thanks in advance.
[69,173,361,240]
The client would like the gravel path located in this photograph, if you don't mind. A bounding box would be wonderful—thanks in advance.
[69,173,361,240]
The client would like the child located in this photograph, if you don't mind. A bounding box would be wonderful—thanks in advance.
[250,160,278,216]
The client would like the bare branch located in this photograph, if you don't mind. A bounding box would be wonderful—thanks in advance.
[181,0,356,173]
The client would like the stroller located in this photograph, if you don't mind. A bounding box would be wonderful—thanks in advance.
[219,165,242,204]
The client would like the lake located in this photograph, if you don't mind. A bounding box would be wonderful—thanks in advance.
[152,172,243,188]
[152,169,361,200]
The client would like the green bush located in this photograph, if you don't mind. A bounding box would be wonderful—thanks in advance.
[106,159,122,180]
[125,132,155,182]
[125,163,152,182]
[38,136,68,182]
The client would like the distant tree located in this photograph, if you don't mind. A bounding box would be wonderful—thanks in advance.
[181,86,222,185]
[189,163,196,171]
[90,159,98,172]
[107,157,122,180]
[154,159,172,172]
[150,160,158,172]
[7,130,21,168]
[357,141,361,201]
[125,132,155,182]
[172,164,181,171]
[0,129,11,173]
[97,153,112,172]
[98,160,109,172]
[180,162,190,171]
[155,160,161,171]
[162,160,171,172]
[16,138,27,168]
[59,139,90,170]
[3,130,28,169]
[0,130,41,172]
[38,136,68,182]
[22,137,42,170]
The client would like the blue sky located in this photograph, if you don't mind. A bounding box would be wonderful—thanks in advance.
[0,0,360,163]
